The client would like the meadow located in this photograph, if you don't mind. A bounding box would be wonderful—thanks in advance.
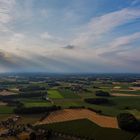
[36,119,136,140]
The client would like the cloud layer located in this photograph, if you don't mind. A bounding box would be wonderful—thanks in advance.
[0,0,140,73]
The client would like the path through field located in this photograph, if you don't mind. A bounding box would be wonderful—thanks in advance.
[0,90,17,96]
[38,109,118,128]
[112,93,140,97]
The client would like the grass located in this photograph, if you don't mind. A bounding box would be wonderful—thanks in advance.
[78,92,96,98]
[54,100,82,108]
[0,114,13,121]
[128,109,140,119]
[22,100,52,107]
[17,114,44,124]
[0,106,14,114]
[134,134,140,140]
[59,89,80,99]
[48,90,64,99]
[36,119,99,138]
[60,92,80,99]
[94,128,136,140]
[36,119,136,140]
[80,96,140,117]
[111,96,140,110]
[113,90,140,94]
[49,136,70,140]
[48,89,80,99]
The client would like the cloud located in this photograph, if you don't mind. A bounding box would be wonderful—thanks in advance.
[40,9,48,17]
[98,32,140,55]
[0,1,140,73]
[63,45,75,50]
[40,32,54,40]
[40,32,64,46]
[0,0,15,32]
[0,50,21,70]
[95,32,140,70]
[71,8,140,47]
[131,0,140,5]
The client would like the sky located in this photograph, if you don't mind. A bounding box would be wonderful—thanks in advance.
[0,0,140,73]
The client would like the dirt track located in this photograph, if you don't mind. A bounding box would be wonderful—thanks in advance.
[130,87,140,90]
[0,90,17,96]
[112,93,140,97]
[0,101,7,105]
[38,109,118,128]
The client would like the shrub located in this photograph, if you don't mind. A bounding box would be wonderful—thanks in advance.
[68,106,85,109]
[117,113,140,132]
[14,105,61,114]
[87,107,102,114]
[19,85,46,92]
[29,132,36,140]
[95,90,110,97]
[84,98,110,105]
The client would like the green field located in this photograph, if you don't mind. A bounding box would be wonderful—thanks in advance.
[48,90,64,99]
[0,106,14,114]
[36,119,136,140]
[48,89,80,99]
[54,100,82,108]
[22,100,52,107]
[111,96,140,110]
[59,89,80,99]
[113,90,140,95]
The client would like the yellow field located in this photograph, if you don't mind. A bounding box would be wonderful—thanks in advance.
[38,109,118,128]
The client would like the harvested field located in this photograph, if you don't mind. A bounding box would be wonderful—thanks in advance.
[113,86,121,89]
[112,93,140,97]
[38,109,118,128]
[112,89,135,91]
[0,102,7,106]
[0,90,18,96]
[130,87,140,90]
[17,132,29,140]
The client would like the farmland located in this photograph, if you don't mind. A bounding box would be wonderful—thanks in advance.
[0,73,140,139]
[48,90,64,99]
[37,109,118,128]
[36,119,136,140]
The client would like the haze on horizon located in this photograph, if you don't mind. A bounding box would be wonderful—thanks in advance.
[0,0,140,73]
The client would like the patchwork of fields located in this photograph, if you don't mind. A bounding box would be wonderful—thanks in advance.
[38,109,118,128]
[48,89,80,99]
[0,74,140,139]
[37,119,136,140]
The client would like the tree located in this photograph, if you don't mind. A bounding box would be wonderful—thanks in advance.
[95,90,110,97]
[117,113,140,132]
[84,98,110,105]
[29,132,36,140]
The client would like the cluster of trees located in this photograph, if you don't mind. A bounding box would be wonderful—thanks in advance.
[117,113,140,132]
[47,82,60,87]
[0,95,19,101]
[87,107,102,114]
[95,90,110,97]
[19,91,47,98]
[68,106,85,109]
[19,85,46,92]
[29,130,52,140]
[0,87,5,91]
[14,105,61,114]
[84,98,110,105]
[60,85,89,93]
[133,84,140,87]
[1,99,23,107]
[0,81,29,85]
[19,85,48,98]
